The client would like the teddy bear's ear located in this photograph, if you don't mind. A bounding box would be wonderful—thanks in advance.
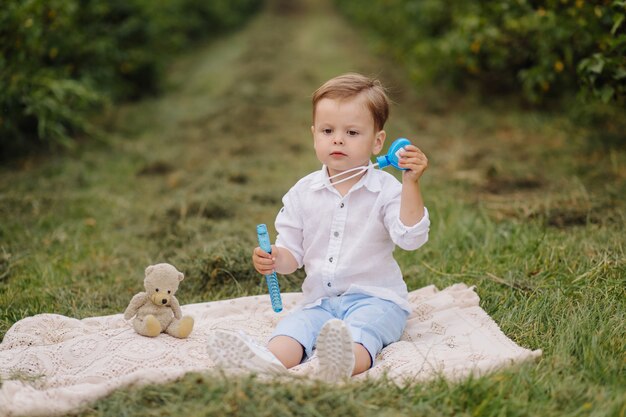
[178,272,184,282]
[145,265,154,276]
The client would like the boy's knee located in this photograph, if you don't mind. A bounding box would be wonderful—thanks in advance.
[349,326,383,365]
[353,342,373,371]
[268,335,306,368]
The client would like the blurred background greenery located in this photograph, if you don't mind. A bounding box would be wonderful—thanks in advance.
[1,0,624,158]
[338,0,626,105]
[0,0,263,156]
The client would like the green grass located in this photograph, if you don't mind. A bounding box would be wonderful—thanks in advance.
[1,0,625,416]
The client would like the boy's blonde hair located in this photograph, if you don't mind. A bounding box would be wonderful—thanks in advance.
[312,73,390,131]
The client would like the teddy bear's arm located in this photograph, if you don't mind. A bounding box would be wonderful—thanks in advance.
[170,296,183,319]
[124,292,148,320]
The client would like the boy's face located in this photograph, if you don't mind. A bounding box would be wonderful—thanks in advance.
[311,94,385,177]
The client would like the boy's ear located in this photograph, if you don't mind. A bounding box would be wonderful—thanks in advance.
[373,130,386,154]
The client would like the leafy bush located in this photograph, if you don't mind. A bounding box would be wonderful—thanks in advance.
[336,0,626,105]
[0,0,262,155]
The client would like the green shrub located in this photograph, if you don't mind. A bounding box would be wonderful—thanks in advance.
[0,1,96,152]
[0,0,262,155]
[336,0,626,105]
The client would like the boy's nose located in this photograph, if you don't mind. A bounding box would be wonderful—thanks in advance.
[333,135,344,145]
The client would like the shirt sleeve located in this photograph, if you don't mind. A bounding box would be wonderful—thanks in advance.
[274,189,305,268]
[389,206,430,250]
[382,185,430,250]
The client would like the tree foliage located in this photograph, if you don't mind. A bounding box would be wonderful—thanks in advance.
[336,0,626,105]
[0,0,262,153]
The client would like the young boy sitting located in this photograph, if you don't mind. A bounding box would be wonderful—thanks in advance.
[207,73,430,381]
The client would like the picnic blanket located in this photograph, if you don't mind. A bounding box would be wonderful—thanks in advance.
[0,283,541,417]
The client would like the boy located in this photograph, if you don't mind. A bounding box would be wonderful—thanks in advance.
[207,73,429,381]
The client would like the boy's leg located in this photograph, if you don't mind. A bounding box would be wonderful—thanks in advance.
[271,303,334,363]
[206,330,287,375]
[268,335,304,369]
[316,319,355,381]
[352,343,371,375]
[340,294,408,375]
[207,304,332,375]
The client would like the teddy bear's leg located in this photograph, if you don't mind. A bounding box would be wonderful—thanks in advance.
[133,315,162,337]
[165,316,194,338]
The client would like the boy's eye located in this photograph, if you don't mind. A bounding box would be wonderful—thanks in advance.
[347,130,359,136]
[322,128,332,135]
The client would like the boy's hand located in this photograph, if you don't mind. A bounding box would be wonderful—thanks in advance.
[252,245,278,275]
[398,145,428,183]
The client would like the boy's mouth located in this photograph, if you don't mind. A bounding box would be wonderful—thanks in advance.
[330,151,347,157]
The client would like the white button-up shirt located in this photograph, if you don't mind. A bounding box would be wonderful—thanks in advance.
[275,164,430,313]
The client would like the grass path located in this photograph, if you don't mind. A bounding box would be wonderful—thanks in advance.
[1,1,625,415]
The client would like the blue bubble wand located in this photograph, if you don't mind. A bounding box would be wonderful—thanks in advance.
[256,224,283,313]
[316,138,411,189]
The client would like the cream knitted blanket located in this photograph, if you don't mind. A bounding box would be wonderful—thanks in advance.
[0,284,541,417]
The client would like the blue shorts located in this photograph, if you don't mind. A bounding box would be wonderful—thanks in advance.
[271,293,408,366]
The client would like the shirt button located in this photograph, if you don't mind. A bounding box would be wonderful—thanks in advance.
[329,257,333,263]
[333,231,339,237]
[340,203,344,208]
[327,282,332,287]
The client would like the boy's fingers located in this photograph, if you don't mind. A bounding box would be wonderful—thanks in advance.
[400,152,425,162]
[259,259,274,269]
[403,152,428,162]
[255,262,275,273]
[400,159,427,168]
[254,261,272,271]
[254,247,272,258]
[402,145,423,153]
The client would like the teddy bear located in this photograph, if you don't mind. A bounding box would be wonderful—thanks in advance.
[124,263,194,338]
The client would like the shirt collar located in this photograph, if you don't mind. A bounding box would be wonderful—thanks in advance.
[310,162,382,193]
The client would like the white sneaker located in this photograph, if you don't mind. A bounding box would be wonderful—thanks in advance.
[316,319,355,382]
[206,330,287,375]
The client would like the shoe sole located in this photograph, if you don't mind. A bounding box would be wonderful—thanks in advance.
[316,319,355,382]
[206,331,286,375]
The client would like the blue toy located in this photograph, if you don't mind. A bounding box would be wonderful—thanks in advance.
[321,137,411,187]
[376,137,411,170]
[256,224,283,313]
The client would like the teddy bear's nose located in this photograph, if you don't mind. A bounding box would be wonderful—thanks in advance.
[161,299,167,304]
